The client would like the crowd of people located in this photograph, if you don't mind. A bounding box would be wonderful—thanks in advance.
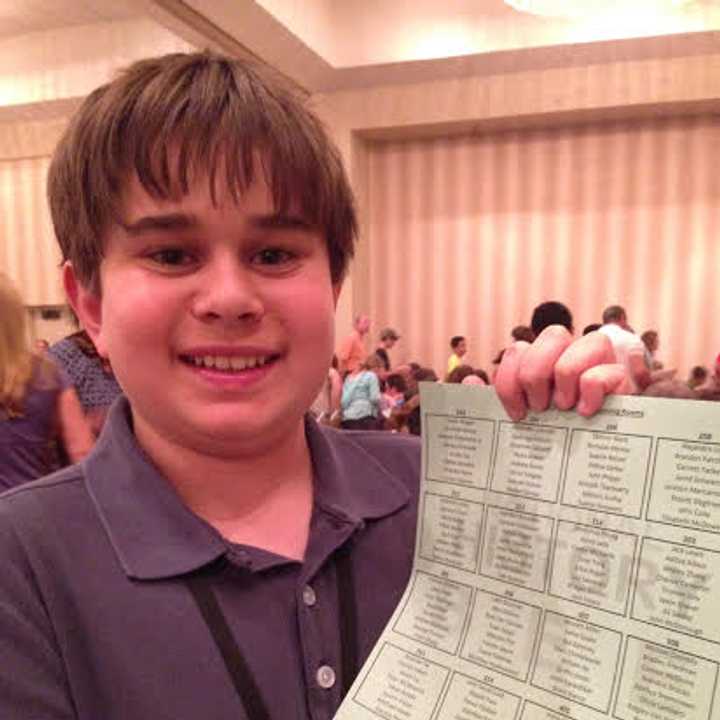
[308,300,720,440]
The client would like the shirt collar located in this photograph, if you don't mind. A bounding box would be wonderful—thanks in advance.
[84,399,410,581]
[305,417,411,525]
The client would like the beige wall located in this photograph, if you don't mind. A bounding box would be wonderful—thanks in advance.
[0,19,193,307]
[362,116,719,378]
[313,47,720,364]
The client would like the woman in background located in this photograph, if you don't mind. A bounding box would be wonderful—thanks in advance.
[0,275,93,490]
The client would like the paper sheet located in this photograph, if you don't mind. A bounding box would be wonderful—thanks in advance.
[336,384,720,720]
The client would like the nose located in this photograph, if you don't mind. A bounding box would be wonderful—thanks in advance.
[191,256,264,324]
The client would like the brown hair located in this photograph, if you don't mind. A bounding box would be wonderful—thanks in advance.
[446,364,476,384]
[361,353,384,372]
[48,51,357,290]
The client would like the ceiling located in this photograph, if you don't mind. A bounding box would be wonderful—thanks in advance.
[0,0,717,129]
[0,0,141,39]
[1,0,718,93]
[174,0,720,91]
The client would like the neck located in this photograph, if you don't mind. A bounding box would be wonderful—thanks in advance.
[133,416,314,560]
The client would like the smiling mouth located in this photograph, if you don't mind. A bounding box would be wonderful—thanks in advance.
[179,354,279,372]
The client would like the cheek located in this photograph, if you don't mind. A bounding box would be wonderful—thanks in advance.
[101,282,172,355]
[282,283,336,346]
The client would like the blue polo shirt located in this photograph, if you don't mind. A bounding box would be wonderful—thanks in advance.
[0,398,420,720]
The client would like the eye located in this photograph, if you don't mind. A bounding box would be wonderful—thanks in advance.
[251,248,295,266]
[148,248,195,267]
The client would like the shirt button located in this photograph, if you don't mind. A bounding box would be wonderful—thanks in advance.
[316,665,336,689]
[302,585,317,607]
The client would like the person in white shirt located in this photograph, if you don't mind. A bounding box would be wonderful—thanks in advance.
[598,305,651,393]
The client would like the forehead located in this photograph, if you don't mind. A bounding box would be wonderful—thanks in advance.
[116,151,283,222]
[117,170,277,222]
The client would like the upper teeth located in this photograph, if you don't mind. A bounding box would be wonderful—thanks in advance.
[192,355,268,370]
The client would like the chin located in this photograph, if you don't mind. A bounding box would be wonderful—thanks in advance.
[196,407,302,445]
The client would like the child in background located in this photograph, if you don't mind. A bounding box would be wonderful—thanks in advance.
[340,353,383,430]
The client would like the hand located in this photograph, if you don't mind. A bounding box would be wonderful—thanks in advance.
[495,326,634,421]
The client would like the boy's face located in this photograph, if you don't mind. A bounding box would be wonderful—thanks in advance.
[69,168,339,457]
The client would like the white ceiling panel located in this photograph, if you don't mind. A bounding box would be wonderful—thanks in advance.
[0,0,141,39]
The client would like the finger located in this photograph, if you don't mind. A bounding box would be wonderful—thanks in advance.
[495,341,532,421]
[553,331,617,410]
[517,325,573,413]
[577,364,634,416]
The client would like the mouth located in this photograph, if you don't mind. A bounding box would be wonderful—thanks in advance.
[179,353,280,373]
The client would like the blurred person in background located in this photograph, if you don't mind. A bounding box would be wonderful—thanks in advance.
[688,365,709,390]
[446,364,477,384]
[48,327,122,437]
[374,327,400,375]
[696,355,720,400]
[0,274,93,490]
[511,325,535,344]
[446,336,468,376]
[310,354,342,426]
[340,353,383,430]
[641,330,662,369]
[380,372,408,428]
[391,366,438,436]
[531,301,574,336]
[599,305,651,392]
[338,313,370,376]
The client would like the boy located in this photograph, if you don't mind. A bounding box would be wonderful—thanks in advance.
[446,335,467,375]
[0,52,421,720]
[0,51,621,719]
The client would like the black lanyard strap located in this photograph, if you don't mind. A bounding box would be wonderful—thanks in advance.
[184,543,359,717]
[334,543,359,697]
[184,569,272,720]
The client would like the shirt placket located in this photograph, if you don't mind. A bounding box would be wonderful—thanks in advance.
[296,511,360,720]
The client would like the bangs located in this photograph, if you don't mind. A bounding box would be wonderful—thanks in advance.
[102,56,339,229]
[48,52,356,288]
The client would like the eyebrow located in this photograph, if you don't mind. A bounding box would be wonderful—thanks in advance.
[119,212,314,236]
[251,214,315,232]
[120,213,196,235]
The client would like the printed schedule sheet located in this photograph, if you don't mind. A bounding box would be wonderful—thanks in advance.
[336,383,720,720]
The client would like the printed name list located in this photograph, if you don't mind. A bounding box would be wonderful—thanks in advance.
[337,385,720,720]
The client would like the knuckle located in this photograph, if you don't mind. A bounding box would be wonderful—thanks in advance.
[554,357,577,385]
[543,324,571,342]
[517,366,545,395]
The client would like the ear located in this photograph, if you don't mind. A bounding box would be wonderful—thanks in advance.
[63,262,108,357]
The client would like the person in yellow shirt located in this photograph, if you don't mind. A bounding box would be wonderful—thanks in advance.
[446,335,467,377]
